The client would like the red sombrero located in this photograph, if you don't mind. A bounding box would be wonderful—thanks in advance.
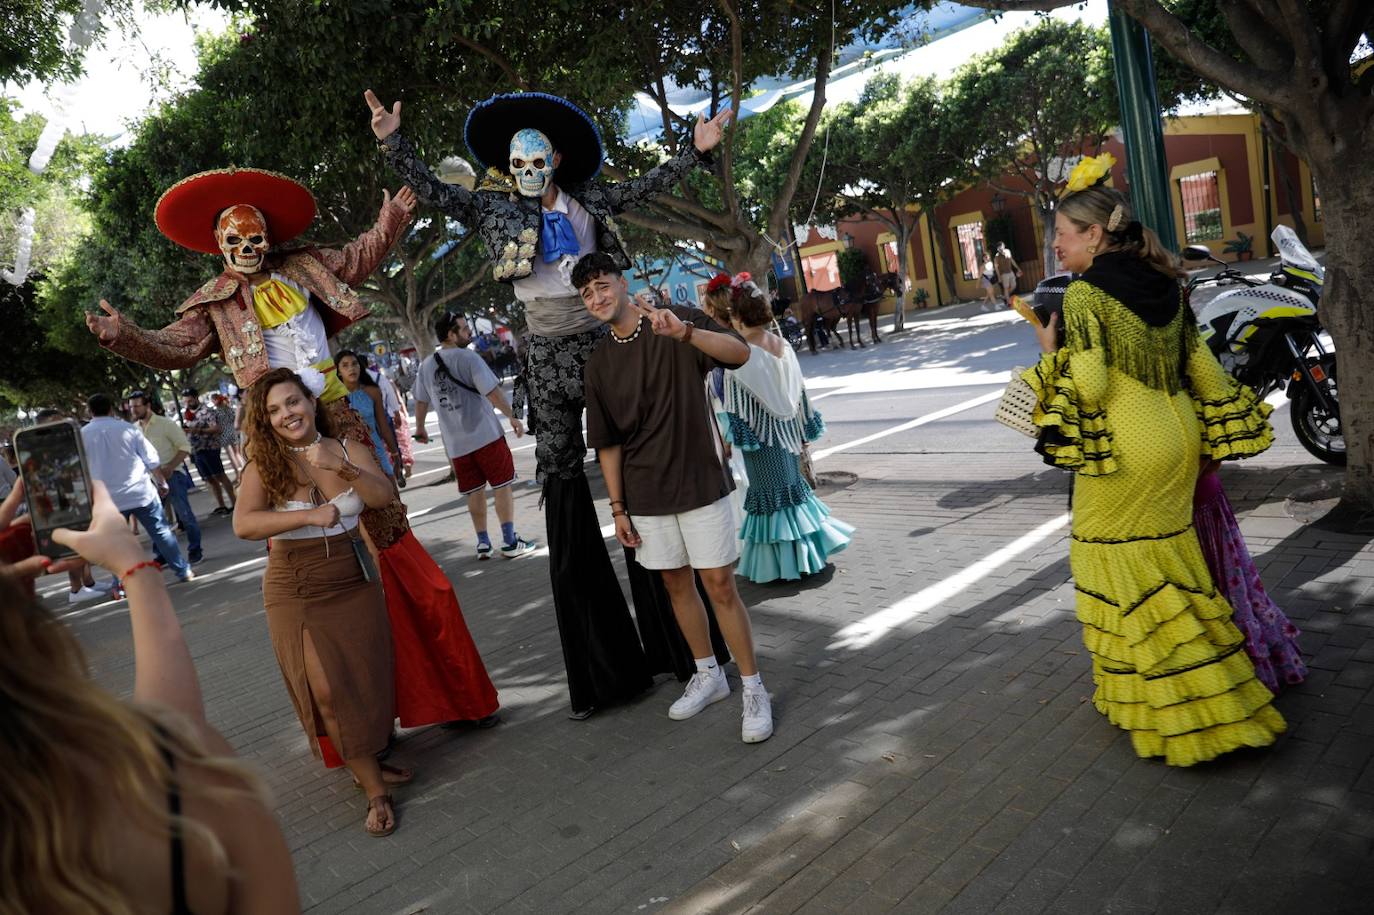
[154,167,316,255]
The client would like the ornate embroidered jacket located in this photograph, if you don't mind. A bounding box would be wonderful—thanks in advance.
[380,132,707,282]
[100,198,411,389]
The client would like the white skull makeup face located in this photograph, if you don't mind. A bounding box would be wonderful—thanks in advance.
[214,205,270,274]
[509,129,558,198]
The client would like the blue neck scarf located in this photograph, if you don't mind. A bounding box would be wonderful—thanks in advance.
[541,210,579,263]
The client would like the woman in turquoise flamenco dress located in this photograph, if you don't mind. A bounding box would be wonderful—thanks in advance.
[721,278,853,583]
[1021,158,1285,767]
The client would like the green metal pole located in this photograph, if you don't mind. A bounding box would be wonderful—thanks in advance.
[1107,2,1178,252]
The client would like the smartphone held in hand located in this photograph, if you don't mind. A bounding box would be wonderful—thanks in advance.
[12,420,95,559]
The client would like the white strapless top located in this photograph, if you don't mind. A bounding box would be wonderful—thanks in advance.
[271,487,364,540]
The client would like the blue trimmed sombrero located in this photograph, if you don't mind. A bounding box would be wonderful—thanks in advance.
[464,92,604,186]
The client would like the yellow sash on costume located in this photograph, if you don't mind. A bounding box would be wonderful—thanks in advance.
[252,278,310,328]
[252,278,349,403]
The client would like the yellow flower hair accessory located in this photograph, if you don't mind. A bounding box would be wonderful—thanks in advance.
[1063,152,1117,195]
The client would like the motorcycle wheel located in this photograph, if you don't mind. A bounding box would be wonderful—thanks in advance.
[1289,359,1346,466]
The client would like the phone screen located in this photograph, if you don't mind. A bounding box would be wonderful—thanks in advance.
[13,420,94,559]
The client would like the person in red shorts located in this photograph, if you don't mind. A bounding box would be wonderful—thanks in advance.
[413,312,537,559]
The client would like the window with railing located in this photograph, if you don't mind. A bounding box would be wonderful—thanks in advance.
[1179,171,1223,243]
[955,222,986,281]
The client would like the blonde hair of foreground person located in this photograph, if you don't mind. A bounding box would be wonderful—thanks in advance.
[0,481,299,915]
[1056,183,1184,280]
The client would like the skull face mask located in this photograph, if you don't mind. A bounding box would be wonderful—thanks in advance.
[509,129,558,198]
[214,204,270,274]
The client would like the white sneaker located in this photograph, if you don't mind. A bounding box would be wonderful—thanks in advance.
[668,670,730,720]
[68,586,106,605]
[741,688,774,743]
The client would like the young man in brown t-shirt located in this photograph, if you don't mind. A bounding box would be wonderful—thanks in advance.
[576,252,774,743]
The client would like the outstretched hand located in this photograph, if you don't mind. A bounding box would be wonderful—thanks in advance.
[364,89,401,141]
[630,296,687,340]
[693,107,734,154]
[86,299,121,345]
[382,186,417,215]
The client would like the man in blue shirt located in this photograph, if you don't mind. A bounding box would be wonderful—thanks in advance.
[81,393,193,582]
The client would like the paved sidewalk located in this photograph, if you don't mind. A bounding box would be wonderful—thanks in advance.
[64,441,1372,913]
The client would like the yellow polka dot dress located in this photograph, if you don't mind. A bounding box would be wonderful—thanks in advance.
[1022,278,1285,766]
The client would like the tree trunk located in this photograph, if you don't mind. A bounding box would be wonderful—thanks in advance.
[1039,205,1058,279]
[400,310,435,359]
[1274,153,1310,247]
[1307,157,1374,517]
[893,221,911,332]
[718,233,772,286]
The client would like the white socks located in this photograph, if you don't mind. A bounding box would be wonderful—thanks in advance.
[697,658,764,693]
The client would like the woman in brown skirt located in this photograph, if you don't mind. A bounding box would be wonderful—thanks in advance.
[234,368,412,837]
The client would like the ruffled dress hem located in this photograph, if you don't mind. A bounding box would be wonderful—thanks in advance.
[738,496,854,583]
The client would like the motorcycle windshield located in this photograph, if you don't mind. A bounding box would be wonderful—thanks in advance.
[1271,225,1323,278]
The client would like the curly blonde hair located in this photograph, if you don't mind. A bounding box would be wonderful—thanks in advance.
[0,571,265,914]
[242,368,332,508]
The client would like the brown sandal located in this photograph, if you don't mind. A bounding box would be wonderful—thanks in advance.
[365,794,396,837]
[353,762,414,791]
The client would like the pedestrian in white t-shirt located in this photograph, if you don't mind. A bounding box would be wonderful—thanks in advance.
[412,313,536,560]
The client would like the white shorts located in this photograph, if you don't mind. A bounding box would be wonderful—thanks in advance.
[634,495,740,571]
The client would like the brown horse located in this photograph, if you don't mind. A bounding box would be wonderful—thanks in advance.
[794,274,888,352]
[793,289,843,353]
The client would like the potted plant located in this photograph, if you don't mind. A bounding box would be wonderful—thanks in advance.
[914,287,930,309]
[1223,231,1254,261]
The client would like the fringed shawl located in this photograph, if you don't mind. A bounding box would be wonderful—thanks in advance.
[1064,279,1197,396]
[724,344,811,454]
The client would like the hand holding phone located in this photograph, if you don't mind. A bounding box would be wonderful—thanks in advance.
[12,420,95,560]
[51,480,147,577]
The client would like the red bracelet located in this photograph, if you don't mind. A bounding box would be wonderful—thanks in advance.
[121,560,161,582]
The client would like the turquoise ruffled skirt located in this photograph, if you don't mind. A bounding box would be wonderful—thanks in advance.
[738,494,854,583]
[734,440,853,584]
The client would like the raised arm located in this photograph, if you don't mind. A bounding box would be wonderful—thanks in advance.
[366,89,478,220]
[52,481,206,723]
[86,299,217,371]
[641,302,749,368]
[313,187,416,287]
[600,108,732,214]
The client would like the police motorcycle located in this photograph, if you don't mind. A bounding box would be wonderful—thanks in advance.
[1185,225,1341,465]
[1025,225,1339,464]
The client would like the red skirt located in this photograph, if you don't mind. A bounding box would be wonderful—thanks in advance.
[379,529,499,726]
[318,529,499,767]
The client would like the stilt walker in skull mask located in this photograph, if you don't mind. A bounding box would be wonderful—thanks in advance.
[85,168,415,546]
[366,89,733,718]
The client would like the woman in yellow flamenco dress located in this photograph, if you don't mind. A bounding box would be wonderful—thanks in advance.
[1022,167,1286,766]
